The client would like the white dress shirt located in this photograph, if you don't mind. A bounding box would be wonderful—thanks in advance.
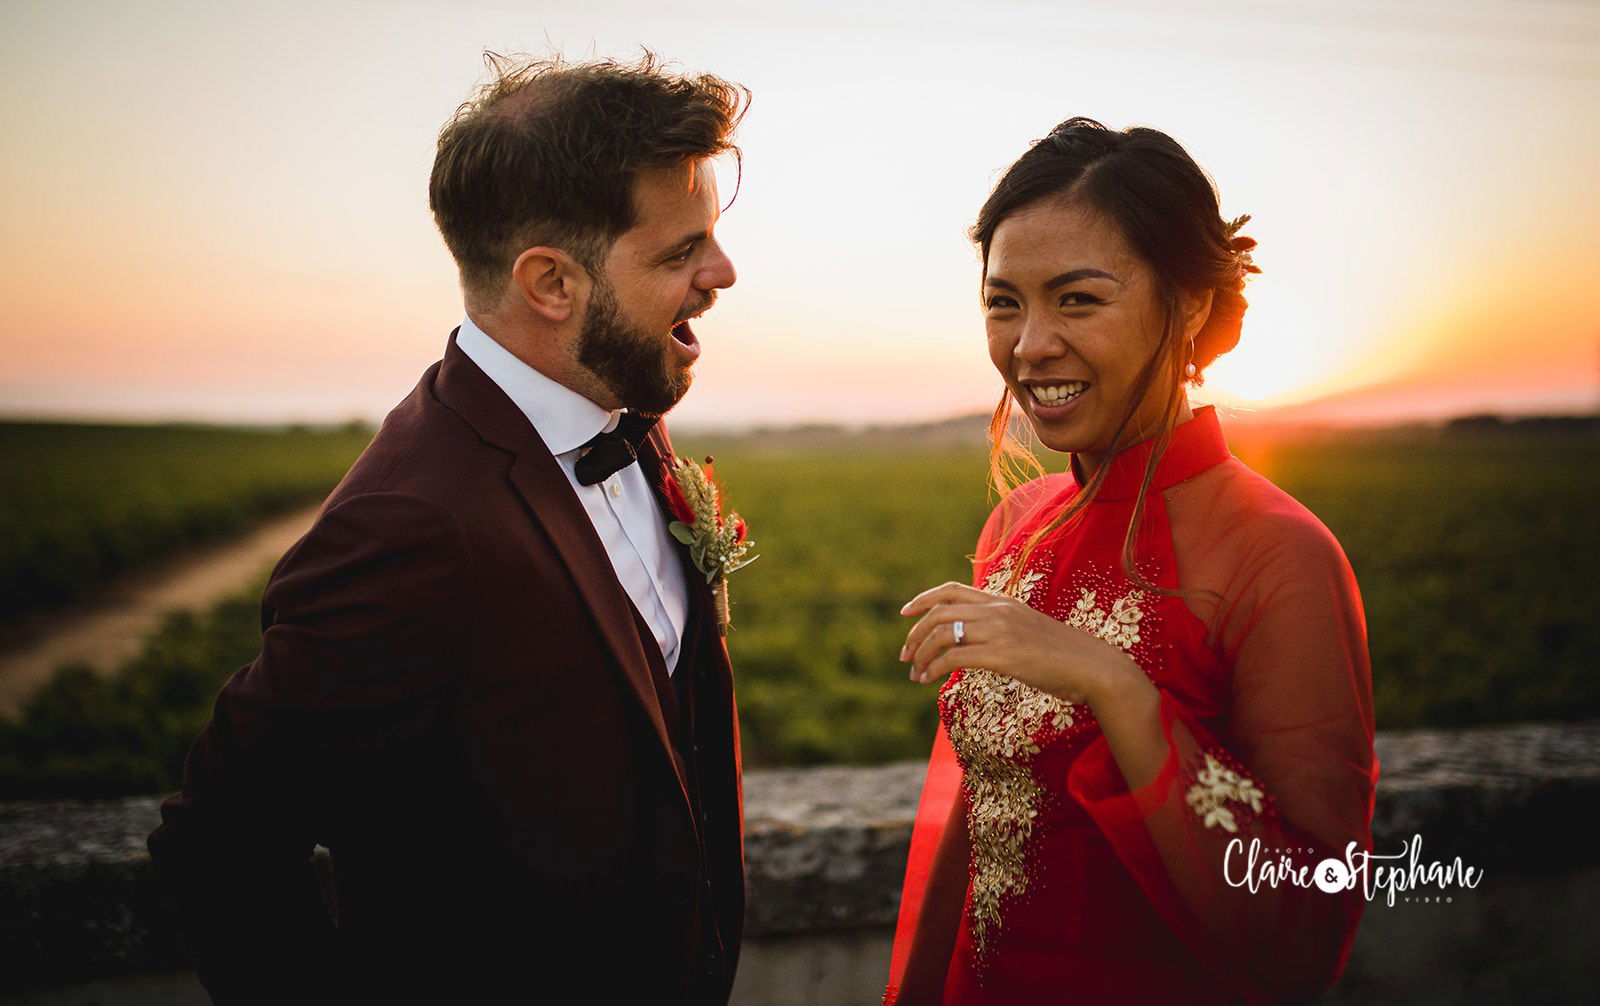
[455,315,691,675]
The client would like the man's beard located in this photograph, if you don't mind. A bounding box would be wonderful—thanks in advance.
[575,277,695,419]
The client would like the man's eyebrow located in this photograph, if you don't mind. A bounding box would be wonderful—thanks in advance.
[984,268,1121,290]
[662,230,710,253]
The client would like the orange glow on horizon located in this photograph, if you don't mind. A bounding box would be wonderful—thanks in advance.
[2,1,1596,427]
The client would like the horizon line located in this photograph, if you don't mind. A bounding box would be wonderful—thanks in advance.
[2,405,1596,437]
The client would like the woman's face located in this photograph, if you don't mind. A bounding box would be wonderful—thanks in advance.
[983,199,1188,462]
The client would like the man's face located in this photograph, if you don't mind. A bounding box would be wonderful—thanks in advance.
[576,160,736,417]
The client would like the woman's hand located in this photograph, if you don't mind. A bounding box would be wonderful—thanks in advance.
[898,581,1152,710]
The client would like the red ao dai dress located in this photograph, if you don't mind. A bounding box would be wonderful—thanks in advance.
[886,405,1379,1005]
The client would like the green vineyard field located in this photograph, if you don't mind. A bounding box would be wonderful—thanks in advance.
[2,419,1594,797]
[0,421,373,615]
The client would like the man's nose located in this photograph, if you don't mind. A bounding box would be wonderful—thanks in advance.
[698,240,736,290]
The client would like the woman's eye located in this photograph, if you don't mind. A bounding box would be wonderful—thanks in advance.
[985,295,1018,310]
[1061,292,1099,308]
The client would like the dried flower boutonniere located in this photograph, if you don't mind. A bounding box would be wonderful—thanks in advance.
[661,455,757,635]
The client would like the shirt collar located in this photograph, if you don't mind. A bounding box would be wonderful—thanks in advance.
[454,314,620,456]
[1069,404,1231,502]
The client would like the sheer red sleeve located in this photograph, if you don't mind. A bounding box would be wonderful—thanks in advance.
[1067,470,1378,1003]
[885,476,1069,1004]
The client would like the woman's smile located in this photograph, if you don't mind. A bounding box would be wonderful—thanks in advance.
[1020,378,1092,422]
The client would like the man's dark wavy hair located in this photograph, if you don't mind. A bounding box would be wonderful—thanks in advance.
[430,51,749,311]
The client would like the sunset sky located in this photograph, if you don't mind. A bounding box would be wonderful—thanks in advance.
[2,0,1597,429]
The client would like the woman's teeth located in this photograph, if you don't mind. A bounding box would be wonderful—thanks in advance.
[1029,381,1088,406]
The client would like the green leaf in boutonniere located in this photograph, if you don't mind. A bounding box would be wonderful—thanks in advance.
[659,455,757,635]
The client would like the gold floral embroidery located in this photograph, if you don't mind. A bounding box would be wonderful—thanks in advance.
[941,551,1151,969]
[1066,587,1147,650]
[980,551,1045,599]
[942,669,1072,967]
[1184,752,1266,833]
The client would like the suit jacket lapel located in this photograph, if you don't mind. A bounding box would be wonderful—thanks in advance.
[637,429,709,636]
[639,426,735,691]
[431,328,691,804]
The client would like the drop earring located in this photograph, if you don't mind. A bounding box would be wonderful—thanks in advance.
[1185,342,1197,379]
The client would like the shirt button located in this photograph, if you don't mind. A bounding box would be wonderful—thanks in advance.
[608,481,622,498]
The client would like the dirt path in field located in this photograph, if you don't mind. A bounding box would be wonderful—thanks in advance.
[0,503,322,718]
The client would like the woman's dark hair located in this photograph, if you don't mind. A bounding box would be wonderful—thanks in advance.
[974,117,1258,599]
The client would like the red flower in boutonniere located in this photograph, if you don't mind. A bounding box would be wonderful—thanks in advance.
[661,455,757,635]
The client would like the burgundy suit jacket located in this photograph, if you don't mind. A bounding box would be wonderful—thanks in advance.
[147,330,745,1004]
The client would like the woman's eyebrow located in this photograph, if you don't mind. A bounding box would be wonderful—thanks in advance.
[984,268,1121,290]
[1045,268,1120,288]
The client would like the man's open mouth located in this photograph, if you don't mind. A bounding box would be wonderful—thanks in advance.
[670,319,699,349]
[668,318,702,364]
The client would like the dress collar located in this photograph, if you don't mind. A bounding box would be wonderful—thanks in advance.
[453,313,620,455]
[1069,404,1231,502]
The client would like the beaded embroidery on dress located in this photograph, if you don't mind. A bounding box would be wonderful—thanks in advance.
[939,545,1163,971]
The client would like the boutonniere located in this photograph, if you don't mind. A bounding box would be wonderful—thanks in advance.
[661,455,757,635]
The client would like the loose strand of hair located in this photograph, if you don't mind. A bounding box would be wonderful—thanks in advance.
[993,374,1144,595]
[1118,302,1226,610]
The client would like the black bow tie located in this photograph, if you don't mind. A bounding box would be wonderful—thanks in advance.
[574,412,659,486]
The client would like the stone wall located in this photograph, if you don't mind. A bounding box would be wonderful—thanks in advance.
[2,720,1597,1004]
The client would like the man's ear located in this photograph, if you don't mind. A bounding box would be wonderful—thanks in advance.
[1179,286,1215,342]
[511,246,588,323]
